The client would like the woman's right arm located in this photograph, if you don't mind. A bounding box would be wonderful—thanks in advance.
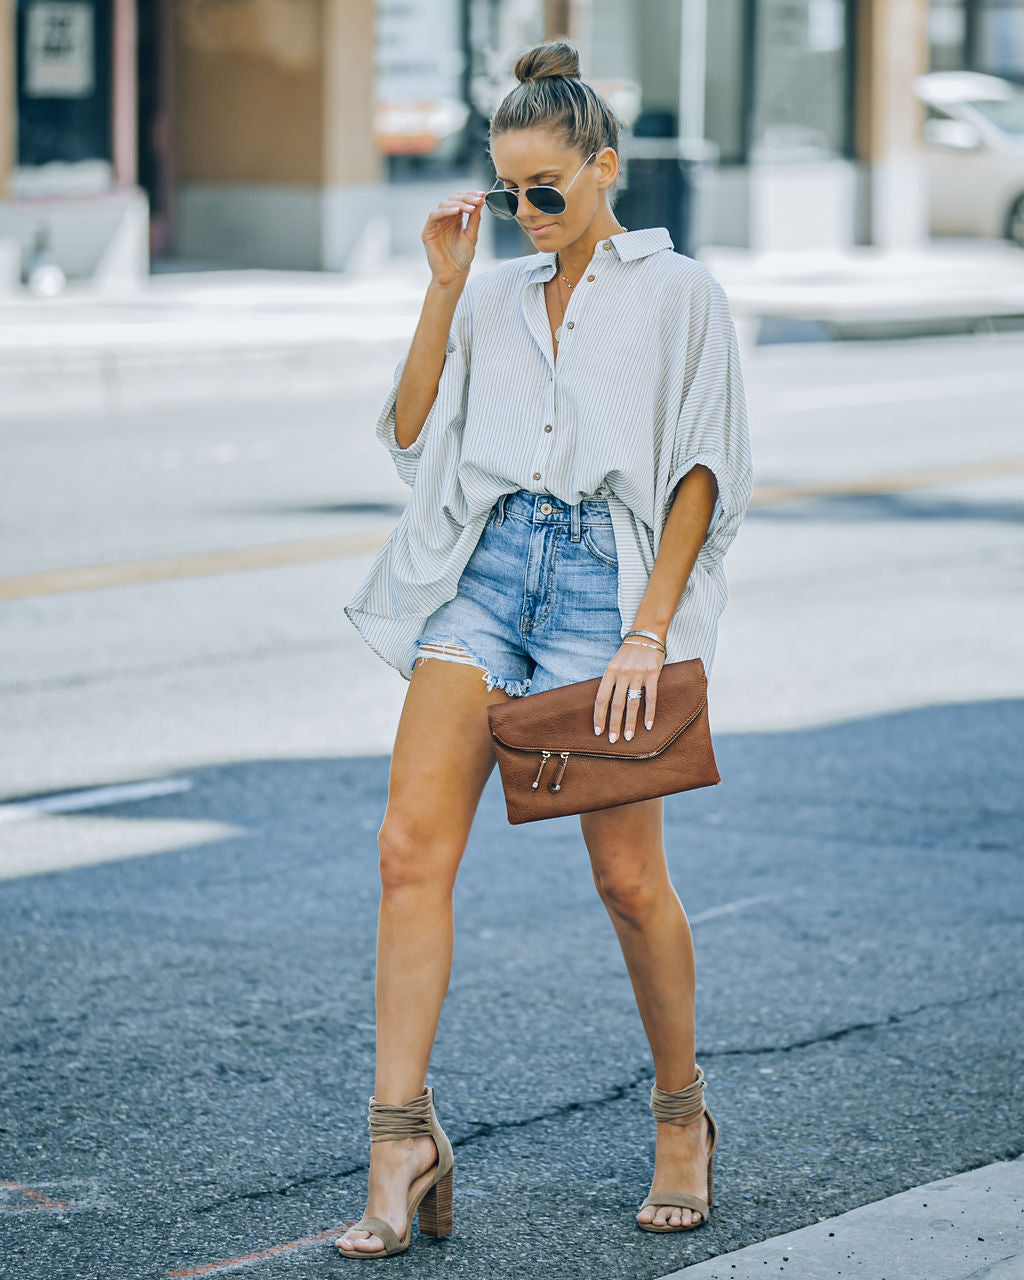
[393,188,486,450]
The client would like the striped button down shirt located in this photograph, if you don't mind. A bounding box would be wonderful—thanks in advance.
[345,226,753,678]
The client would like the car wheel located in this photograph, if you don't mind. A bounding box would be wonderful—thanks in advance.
[1007,194,1024,248]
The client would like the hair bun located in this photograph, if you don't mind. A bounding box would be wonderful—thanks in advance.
[514,41,581,83]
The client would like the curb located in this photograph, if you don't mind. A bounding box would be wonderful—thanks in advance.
[660,1155,1024,1280]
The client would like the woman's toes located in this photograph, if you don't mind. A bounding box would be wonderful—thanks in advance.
[336,1230,381,1254]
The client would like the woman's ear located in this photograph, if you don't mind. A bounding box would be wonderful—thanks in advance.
[596,147,619,191]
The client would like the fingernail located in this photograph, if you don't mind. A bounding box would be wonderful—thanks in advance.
[624,730,632,741]
[594,725,602,735]
[646,720,653,730]
[609,732,617,744]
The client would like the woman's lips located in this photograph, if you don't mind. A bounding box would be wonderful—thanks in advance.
[529,224,554,234]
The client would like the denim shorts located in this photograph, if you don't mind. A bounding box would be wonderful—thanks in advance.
[412,490,623,697]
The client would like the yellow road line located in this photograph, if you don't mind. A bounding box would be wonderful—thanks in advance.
[2,456,1021,602]
[0,530,390,602]
[748,455,1024,508]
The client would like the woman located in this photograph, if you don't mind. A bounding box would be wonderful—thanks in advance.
[338,40,752,1259]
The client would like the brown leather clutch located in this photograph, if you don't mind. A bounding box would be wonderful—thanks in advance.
[486,658,720,825]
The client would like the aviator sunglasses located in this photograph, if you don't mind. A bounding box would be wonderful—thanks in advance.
[484,152,597,220]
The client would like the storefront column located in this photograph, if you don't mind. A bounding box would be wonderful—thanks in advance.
[320,0,383,269]
[112,0,138,187]
[857,0,931,247]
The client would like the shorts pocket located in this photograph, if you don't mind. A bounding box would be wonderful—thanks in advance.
[581,524,618,568]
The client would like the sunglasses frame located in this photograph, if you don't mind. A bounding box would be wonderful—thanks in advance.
[484,151,598,221]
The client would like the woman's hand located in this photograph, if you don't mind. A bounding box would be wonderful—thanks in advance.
[422,191,485,285]
[593,641,666,744]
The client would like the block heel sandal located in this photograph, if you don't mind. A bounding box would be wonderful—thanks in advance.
[336,1087,454,1259]
[637,1064,718,1233]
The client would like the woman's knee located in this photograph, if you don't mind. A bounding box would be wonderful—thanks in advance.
[377,811,462,895]
[592,861,667,925]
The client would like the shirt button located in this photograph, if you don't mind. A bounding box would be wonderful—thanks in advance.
[567,321,575,329]
[602,240,611,249]
[544,423,553,433]
[533,472,541,481]
[587,274,595,281]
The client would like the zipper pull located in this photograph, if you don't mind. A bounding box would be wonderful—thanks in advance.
[531,750,552,790]
[548,751,571,793]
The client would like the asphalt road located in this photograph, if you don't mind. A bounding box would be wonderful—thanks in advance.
[1,331,1023,1280]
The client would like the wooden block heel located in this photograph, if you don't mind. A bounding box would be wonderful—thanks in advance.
[417,1167,453,1237]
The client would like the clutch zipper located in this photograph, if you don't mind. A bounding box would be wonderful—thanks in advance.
[496,697,708,766]
[530,751,552,790]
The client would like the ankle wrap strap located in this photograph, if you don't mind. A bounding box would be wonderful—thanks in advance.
[650,1065,706,1127]
[367,1088,434,1144]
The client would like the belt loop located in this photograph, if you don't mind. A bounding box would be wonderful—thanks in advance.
[570,501,581,543]
[494,492,509,525]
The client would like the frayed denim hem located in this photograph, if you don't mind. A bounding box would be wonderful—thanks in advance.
[483,671,532,698]
[412,634,532,698]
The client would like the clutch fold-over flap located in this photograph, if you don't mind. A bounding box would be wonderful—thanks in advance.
[487,658,708,759]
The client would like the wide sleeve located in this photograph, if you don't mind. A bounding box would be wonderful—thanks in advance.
[661,274,753,565]
[375,281,473,487]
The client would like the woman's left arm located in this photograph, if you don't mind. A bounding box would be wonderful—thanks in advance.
[592,463,718,743]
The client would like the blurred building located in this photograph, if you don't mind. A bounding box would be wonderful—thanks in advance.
[1,0,1022,283]
[930,0,1024,75]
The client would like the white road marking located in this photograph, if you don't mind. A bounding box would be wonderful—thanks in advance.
[0,777,193,825]
[689,893,779,925]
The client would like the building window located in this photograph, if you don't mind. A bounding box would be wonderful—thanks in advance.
[976,0,1024,78]
[15,0,113,190]
[751,0,851,160]
[930,0,968,69]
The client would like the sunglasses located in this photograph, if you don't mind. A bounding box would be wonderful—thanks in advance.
[484,152,597,220]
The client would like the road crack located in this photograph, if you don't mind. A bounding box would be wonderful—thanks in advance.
[705,986,1016,1058]
[190,987,1017,1214]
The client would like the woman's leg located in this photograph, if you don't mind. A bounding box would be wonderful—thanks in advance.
[337,656,505,1255]
[579,798,710,1230]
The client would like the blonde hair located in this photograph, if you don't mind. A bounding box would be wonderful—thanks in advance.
[489,42,621,168]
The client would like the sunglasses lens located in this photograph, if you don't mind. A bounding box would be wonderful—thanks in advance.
[528,188,566,217]
[484,190,517,219]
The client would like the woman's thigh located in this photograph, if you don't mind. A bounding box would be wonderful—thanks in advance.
[579,798,671,889]
[382,655,510,882]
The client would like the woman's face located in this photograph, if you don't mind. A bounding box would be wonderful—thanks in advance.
[489,128,612,250]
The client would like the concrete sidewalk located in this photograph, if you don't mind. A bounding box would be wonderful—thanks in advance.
[665,1156,1024,1279]
[703,238,1024,342]
[3,239,1024,419]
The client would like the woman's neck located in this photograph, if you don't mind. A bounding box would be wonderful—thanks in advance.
[555,219,628,281]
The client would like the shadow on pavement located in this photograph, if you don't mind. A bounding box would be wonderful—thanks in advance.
[749,492,1024,524]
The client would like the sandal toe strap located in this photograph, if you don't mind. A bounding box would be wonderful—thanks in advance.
[345,1216,402,1253]
[641,1192,708,1217]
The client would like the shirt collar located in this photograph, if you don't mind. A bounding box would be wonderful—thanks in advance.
[524,226,674,282]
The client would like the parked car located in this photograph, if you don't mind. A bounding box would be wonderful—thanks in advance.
[914,71,1024,246]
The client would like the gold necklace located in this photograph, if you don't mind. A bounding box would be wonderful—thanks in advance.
[553,231,627,342]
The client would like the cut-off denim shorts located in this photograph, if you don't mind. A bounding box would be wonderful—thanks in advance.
[412,490,623,697]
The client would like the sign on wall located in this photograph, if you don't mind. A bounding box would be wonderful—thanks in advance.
[24,1,95,99]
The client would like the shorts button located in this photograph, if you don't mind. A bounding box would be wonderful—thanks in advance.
[539,502,553,514]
